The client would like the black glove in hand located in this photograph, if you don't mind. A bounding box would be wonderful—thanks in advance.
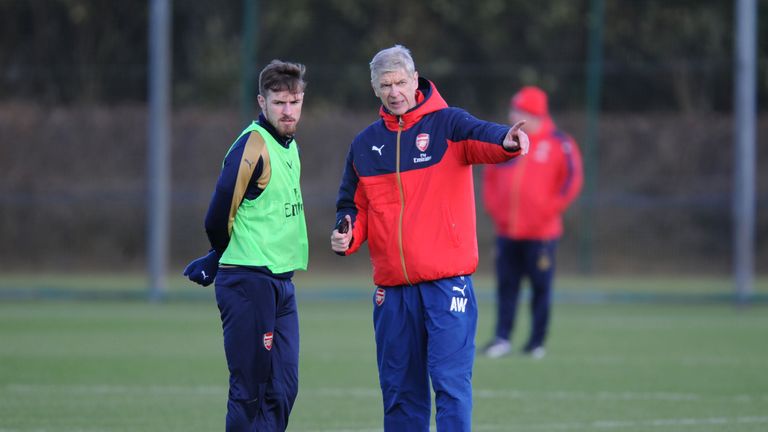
[183,250,219,287]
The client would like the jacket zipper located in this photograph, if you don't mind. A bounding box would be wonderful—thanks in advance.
[395,117,412,285]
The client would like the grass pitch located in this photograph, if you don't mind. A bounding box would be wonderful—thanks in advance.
[0,276,767,431]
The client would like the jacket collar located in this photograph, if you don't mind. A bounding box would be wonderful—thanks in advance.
[258,113,294,148]
[379,77,448,131]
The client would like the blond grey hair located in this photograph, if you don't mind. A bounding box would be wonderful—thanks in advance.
[369,45,416,84]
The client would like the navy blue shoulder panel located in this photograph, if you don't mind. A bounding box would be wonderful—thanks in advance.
[351,108,507,177]
[349,120,394,177]
[351,109,454,177]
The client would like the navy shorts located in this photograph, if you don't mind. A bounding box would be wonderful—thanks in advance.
[215,267,299,432]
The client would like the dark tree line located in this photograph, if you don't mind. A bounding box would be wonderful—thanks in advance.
[1,0,764,114]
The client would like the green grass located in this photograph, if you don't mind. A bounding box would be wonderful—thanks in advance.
[1,290,767,431]
[3,272,767,301]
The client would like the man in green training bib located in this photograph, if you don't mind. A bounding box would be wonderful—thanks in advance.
[184,60,308,431]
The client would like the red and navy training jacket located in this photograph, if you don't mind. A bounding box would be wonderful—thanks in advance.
[335,77,521,287]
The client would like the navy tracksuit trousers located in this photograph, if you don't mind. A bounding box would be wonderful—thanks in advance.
[493,237,557,351]
[215,267,299,432]
[373,275,477,432]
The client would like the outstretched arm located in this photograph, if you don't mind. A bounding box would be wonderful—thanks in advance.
[448,109,527,165]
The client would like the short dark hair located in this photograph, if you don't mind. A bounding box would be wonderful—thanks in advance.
[258,60,306,95]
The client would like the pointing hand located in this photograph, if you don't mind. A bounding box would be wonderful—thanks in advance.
[503,120,530,155]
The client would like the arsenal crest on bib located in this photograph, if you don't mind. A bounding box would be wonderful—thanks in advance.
[375,288,386,306]
[415,133,430,152]
[263,332,274,351]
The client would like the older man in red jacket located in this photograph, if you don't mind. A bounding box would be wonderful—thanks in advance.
[482,86,583,359]
[331,45,529,432]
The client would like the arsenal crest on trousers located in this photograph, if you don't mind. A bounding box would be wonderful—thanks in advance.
[263,332,274,351]
[375,288,386,306]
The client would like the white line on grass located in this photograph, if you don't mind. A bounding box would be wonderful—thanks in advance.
[4,385,768,432]
[471,415,768,431]
[306,387,381,397]
[6,384,767,405]
[474,389,700,401]
[2,384,381,398]
[0,429,123,432]
[551,354,765,367]
[5,383,226,396]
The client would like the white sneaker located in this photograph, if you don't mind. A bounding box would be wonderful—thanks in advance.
[484,339,512,358]
[527,346,546,360]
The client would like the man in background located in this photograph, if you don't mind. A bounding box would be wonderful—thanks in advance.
[184,60,308,431]
[482,86,583,360]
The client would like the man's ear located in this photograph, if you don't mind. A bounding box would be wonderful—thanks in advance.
[257,94,266,111]
[371,82,379,98]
